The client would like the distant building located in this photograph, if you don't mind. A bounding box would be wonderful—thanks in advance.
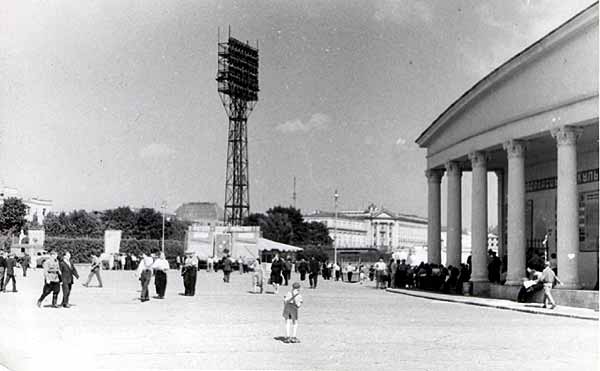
[175,202,224,225]
[24,198,52,224]
[0,186,53,224]
[304,204,429,263]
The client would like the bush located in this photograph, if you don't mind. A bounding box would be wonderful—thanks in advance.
[44,237,104,263]
[44,237,184,265]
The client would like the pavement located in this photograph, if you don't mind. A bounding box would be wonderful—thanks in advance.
[0,269,598,371]
[386,288,599,321]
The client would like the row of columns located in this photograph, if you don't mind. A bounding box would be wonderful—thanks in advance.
[426,126,583,289]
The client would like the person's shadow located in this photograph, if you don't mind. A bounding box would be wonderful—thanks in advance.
[273,336,288,342]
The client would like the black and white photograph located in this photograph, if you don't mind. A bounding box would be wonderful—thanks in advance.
[0,1,598,370]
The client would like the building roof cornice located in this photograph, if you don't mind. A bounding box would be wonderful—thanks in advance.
[415,2,598,148]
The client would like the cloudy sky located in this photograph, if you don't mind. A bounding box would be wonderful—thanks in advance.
[0,0,595,227]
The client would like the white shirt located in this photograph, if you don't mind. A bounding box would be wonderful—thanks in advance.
[152,258,169,272]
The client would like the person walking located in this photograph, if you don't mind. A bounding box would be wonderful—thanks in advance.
[346,263,355,283]
[83,254,103,287]
[0,251,6,292]
[252,258,264,294]
[137,253,153,302]
[308,257,320,289]
[539,261,562,309]
[297,258,308,281]
[238,256,244,274]
[37,250,61,308]
[4,253,18,292]
[374,258,387,289]
[281,282,303,344]
[270,253,284,294]
[207,256,214,272]
[282,257,292,286]
[152,252,169,299]
[58,251,79,308]
[221,254,233,283]
[182,253,198,296]
[21,253,31,277]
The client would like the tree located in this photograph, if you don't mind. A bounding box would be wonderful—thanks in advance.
[101,207,136,238]
[0,197,28,236]
[166,218,191,241]
[243,206,332,248]
[133,207,163,240]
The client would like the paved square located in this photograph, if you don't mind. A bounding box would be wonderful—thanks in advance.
[1,268,597,370]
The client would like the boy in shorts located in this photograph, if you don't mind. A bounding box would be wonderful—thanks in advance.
[282,282,303,343]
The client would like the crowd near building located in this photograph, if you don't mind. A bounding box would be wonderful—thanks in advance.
[416,4,598,308]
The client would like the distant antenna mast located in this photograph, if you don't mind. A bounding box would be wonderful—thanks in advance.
[292,177,297,208]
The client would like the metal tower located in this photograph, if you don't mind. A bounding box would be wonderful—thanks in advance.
[217,29,259,225]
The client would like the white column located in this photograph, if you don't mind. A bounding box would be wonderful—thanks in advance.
[503,140,526,285]
[426,169,443,264]
[551,126,583,289]
[495,170,505,261]
[470,151,488,282]
[445,161,462,268]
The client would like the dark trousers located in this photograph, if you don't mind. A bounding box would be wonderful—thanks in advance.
[184,269,197,296]
[335,271,341,281]
[299,271,306,281]
[22,265,28,277]
[347,272,353,282]
[4,274,16,291]
[283,270,290,286]
[0,268,4,290]
[309,273,318,288]
[38,281,60,305]
[140,269,151,301]
[223,270,231,283]
[61,282,72,306]
[155,270,167,298]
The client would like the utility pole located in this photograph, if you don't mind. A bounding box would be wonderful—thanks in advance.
[161,201,167,253]
[293,177,297,208]
[334,189,339,266]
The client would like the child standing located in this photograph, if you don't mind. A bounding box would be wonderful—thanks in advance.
[282,282,303,343]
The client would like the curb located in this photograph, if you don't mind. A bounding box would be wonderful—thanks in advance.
[386,288,598,321]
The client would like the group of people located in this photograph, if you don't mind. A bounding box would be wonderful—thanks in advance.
[36,250,79,308]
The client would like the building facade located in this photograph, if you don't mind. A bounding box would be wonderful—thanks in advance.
[0,186,53,224]
[416,4,598,299]
[304,204,428,255]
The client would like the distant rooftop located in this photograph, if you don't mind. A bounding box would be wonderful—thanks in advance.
[175,202,224,223]
[305,204,427,224]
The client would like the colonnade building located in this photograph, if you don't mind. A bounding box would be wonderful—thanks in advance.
[416,4,598,306]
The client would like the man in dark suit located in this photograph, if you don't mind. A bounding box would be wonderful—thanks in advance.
[308,257,320,289]
[4,253,18,292]
[58,251,79,308]
[0,251,6,291]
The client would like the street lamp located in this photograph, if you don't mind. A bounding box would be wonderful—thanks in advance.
[334,189,339,266]
[161,201,167,253]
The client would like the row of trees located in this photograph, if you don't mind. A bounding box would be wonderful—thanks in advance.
[44,207,190,241]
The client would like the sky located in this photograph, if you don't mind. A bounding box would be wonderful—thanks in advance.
[0,0,596,228]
